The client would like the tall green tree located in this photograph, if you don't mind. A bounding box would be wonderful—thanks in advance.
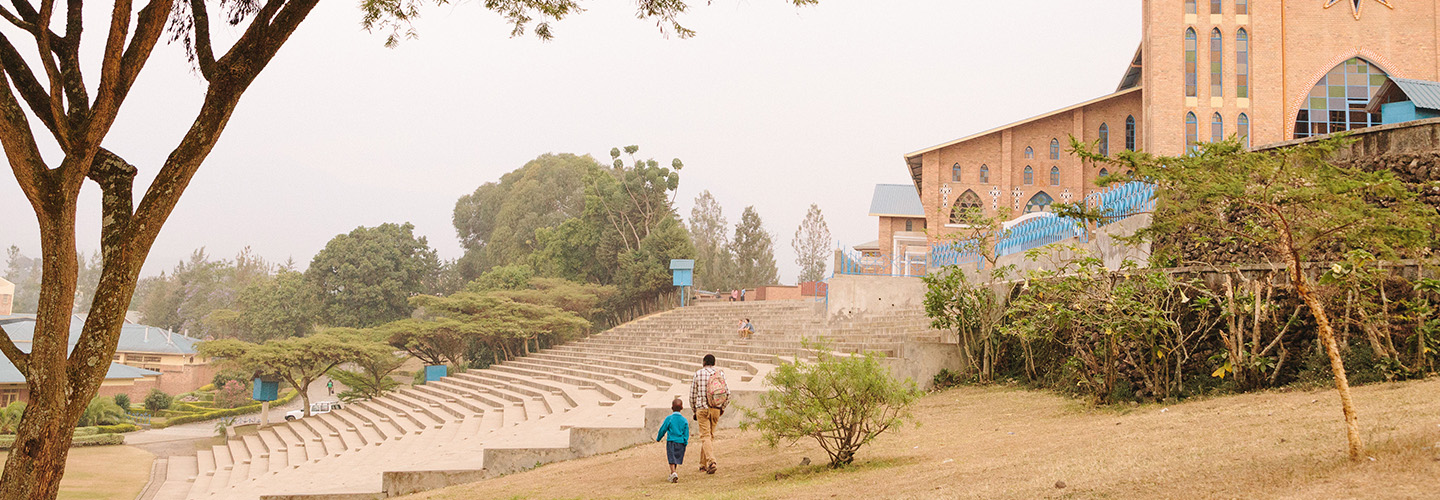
[689,191,735,291]
[134,248,273,337]
[452,153,600,278]
[230,270,322,341]
[306,223,441,328]
[731,206,779,288]
[0,1,819,495]
[1075,137,1439,461]
[199,330,374,417]
[791,203,832,283]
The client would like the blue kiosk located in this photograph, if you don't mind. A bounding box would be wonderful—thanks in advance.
[670,259,695,307]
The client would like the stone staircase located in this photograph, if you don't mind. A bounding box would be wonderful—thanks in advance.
[148,300,944,500]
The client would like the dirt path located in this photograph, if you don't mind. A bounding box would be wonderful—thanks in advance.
[399,378,1440,500]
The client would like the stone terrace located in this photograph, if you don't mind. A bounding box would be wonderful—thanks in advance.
[148,300,944,500]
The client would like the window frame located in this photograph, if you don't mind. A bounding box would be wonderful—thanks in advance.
[979,164,990,184]
[1185,28,1198,97]
[1210,28,1223,98]
[951,163,962,182]
[1049,138,1060,160]
[1236,28,1249,98]
[1023,166,1034,185]
[1238,113,1250,149]
[1049,166,1060,186]
[1186,112,1199,153]
[1125,115,1137,151]
[1098,123,1110,157]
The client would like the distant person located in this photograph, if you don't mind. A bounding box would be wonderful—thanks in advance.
[737,318,754,339]
[740,288,746,302]
[327,380,334,395]
[690,354,729,474]
[729,289,738,302]
[655,397,690,483]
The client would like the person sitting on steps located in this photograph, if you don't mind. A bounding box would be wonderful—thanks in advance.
[737,318,755,339]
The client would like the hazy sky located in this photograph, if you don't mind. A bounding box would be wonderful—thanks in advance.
[0,0,1140,284]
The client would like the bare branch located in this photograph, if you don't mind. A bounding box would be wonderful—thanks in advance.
[0,56,53,207]
[85,0,171,147]
[33,0,70,149]
[187,0,216,80]
[0,323,28,376]
[0,32,57,133]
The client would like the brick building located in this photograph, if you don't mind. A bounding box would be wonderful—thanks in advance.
[882,0,1440,250]
[0,315,215,403]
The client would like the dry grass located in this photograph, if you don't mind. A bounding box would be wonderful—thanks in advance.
[0,445,155,500]
[399,378,1440,500]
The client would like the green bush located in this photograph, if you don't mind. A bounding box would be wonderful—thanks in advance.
[78,397,126,427]
[198,384,216,392]
[96,423,140,434]
[741,341,921,468]
[73,427,101,436]
[144,389,173,413]
[0,401,24,434]
[0,432,124,450]
[154,389,298,428]
[112,393,131,410]
[212,370,252,391]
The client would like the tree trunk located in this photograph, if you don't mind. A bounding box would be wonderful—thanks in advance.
[1288,254,1364,460]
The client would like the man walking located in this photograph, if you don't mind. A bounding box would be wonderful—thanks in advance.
[690,354,727,474]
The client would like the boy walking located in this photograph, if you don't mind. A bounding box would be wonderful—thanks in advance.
[656,398,689,483]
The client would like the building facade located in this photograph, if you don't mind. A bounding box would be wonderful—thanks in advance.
[889,0,1440,248]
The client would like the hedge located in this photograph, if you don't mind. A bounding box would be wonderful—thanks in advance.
[96,423,140,434]
[154,389,298,428]
[0,432,124,450]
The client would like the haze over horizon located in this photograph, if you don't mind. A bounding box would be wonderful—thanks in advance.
[0,0,1140,284]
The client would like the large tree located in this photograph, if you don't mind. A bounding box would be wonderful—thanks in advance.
[731,206,779,288]
[452,153,600,278]
[199,330,374,417]
[306,222,440,328]
[0,1,820,496]
[688,190,734,291]
[791,203,831,283]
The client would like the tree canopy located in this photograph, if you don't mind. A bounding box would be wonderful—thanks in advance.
[306,222,441,328]
[452,153,600,279]
[792,203,832,283]
[731,206,779,288]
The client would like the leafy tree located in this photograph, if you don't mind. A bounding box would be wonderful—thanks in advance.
[111,393,131,411]
[382,317,469,368]
[731,206,779,288]
[791,204,832,283]
[328,328,407,401]
[77,397,125,427]
[741,342,921,468]
[211,370,251,391]
[306,223,441,328]
[1076,137,1439,460]
[591,146,684,254]
[688,190,735,291]
[231,270,322,341]
[467,264,536,292]
[199,331,374,416]
[143,390,173,414]
[453,153,600,278]
[214,380,252,409]
[0,0,820,494]
[133,248,274,338]
[0,402,24,434]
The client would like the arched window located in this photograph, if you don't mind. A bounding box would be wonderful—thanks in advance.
[1098,123,1110,157]
[1186,112,1199,153]
[949,190,983,224]
[979,164,990,184]
[1050,166,1060,186]
[1185,0,1196,14]
[1185,28,1198,97]
[1024,166,1034,185]
[1099,168,1110,178]
[1238,113,1250,149]
[1295,57,1389,139]
[1236,0,1247,15]
[1236,29,1249,99]
[1049,138,1060,160]
[951,163,962,182]
[1024,146,1033,159]
[1125,115,1137,151]
[1212,112,1224,142]
[1024,192,1054,214]
[1211,0,1221,15]
[1210,28,1223,98]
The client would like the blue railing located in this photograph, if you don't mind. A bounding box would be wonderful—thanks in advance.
[124,411,152,425]
[836,182,1155,277]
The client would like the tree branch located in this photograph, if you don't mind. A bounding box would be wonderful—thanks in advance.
[85,0,170,148]
[0,323,28,376]
[187,0,216,80]
[0,32,56,133]
[32,0,70,150]
[0,57,53,209]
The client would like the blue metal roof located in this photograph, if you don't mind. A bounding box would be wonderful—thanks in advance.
[0,315,199,355]
[868,184,925,217]
[1390,78,1440,111]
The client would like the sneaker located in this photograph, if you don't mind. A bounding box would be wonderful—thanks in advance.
[706,463,717,474]
[669,472,678,483]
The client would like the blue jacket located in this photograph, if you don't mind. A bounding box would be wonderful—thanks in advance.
[656,412,689,444]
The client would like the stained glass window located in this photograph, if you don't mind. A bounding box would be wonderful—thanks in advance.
[950,190,983,224]
[952,163,962,182]
[1185,0,1196,14]
[1024,146,1033,159]
[1050,138,1060,160]
[1210,29,1223,98]
[1025,192,1054,214]
[1211,0,1221,15]
[1238,113,1250,149]
[1236,29,1249,98]
[1186,112,1199,153]
[1185,29,1198,97]
[1294,58,1388,139]
[979,164,990,184]
[1212,112,1224,142]
[1099,168,1110,178]
[1024,166,1033,185]
[1050,166,1060,186]
[1236,0,1247,15]
[1099,123,1109,157]
[1125,115,1136,151]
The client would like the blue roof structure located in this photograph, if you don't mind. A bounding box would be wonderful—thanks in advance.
[0,315,189,384]
[1368,77,1440,113]
[868,184,925,218]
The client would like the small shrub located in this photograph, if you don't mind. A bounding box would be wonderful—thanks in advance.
[0,401,24,434]
[78,397,125,427]
[215,380,252,409]
[198,384,216,392]
[931,369,967,390]
[112,393,131,410]
[741,341,921,468]
[95,423,140,434]
[212,370,251,391]
[144,389,174,413]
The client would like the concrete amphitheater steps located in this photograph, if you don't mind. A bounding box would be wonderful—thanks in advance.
[151,300,933,499]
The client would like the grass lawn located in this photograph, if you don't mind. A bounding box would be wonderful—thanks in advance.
[0,445,154,500]
[399,378,1440,500]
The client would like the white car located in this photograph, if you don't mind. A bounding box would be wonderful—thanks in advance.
[285,401,343,421]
